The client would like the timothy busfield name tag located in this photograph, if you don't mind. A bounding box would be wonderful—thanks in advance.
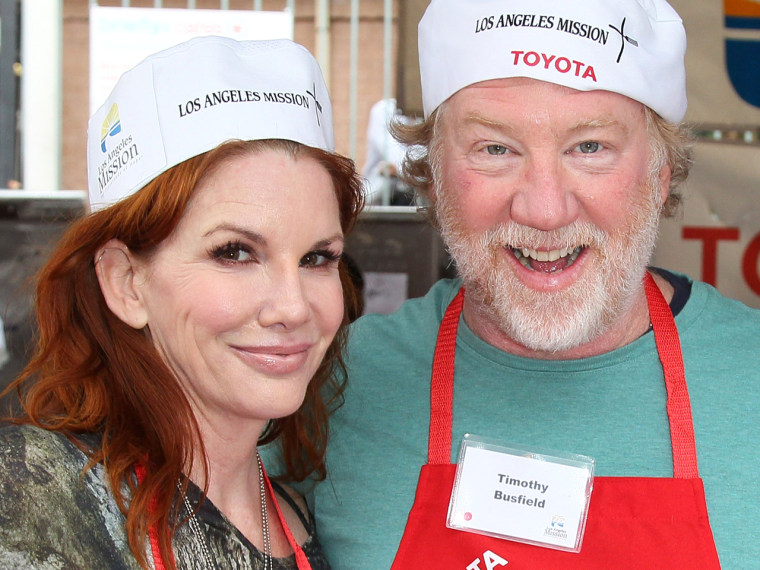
[447,434,594,553]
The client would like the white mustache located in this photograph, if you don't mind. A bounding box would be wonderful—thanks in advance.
[477,221,609,252]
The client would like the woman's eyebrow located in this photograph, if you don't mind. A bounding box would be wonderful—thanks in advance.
[311,234,345,250]
[203,223,266,244]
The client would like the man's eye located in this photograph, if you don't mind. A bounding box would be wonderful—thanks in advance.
[485,144,508,155]
[577,141,601,154]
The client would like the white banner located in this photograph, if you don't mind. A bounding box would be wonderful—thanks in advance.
[653,142,760,308]
[649,1,760,308]
[89,6,293,114]
[670,0,760,123]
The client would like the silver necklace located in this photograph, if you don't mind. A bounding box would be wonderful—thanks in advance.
[257,451,273,570]
[179,481,217,570]
[179,452,272,570]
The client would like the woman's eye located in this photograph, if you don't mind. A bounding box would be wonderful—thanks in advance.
[485,144,508,156]
[301,250,340,268]
[211,242,254,263]
[576,141,601,154]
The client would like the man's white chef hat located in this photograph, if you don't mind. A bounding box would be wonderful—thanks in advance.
[418,0,687,122]
[87,36,333,211]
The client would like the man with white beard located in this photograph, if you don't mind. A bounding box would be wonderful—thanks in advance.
[307,0,760,568]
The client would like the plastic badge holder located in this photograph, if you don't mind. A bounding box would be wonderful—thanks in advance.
[446,434,595,553]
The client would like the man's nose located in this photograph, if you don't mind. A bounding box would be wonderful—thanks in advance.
[509,155,580,231]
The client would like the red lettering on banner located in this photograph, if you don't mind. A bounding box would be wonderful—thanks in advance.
[682,226,740,286]
[742,232,760,296]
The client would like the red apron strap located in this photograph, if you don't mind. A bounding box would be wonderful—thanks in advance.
[428,276,699,478]
[260,461,313,570]
[428,288,465,464]
[136,461,314,570]
[644,272,699,479]
[135,462,170,570]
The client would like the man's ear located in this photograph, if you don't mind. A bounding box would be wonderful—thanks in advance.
[657,164,672,207]
[94,239,149,329]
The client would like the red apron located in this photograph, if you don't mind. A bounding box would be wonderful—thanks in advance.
[137,460,312,570]
[391,274,721,569]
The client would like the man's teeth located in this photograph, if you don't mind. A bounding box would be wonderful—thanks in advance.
[520,247,571,262]
[513,246,583,268]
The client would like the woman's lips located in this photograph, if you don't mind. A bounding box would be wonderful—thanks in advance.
[231,343,313,375]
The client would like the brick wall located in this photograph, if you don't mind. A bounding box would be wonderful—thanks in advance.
[61,0,401,191]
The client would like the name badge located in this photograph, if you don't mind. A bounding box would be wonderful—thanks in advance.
[447,434,594,553]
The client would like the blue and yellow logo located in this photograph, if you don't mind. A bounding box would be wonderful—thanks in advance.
[100,103,122,153]
[725,0,760,108]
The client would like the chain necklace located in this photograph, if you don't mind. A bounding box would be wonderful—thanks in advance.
[179,481,217,570]
[178,451,272,570]
[257,451,273,570]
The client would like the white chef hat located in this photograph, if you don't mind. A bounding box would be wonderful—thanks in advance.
[418,0,687,122]
[87,36,333,211]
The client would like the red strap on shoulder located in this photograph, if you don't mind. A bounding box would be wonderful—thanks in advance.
[427,278,699,479]
[260,461,313,570]
[645,272,699,478]
[137,460,313,569]
[428,288,465,465]
[134,462,170,570]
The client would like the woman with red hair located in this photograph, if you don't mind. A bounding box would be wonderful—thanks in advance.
[0,36,362,570]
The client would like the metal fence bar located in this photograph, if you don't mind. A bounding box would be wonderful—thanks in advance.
[383,0,392,102]
[20,0,62,191]
[315,0,330,86]
[0,0,21,187]
[348,0,359,161]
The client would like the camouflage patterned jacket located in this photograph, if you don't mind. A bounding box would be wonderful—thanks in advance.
[0,424,330,569]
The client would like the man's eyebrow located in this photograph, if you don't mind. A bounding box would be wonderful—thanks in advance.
[567,117,629,134]
[461,113,511,130]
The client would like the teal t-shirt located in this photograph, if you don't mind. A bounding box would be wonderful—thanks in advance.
[313,275,760,569]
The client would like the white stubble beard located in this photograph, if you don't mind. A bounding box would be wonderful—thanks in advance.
[436,174,664,354]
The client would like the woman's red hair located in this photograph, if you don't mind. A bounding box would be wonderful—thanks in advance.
[4,139,364,569]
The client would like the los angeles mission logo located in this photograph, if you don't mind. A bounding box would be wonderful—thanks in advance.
[474,13,640,83]
[96,103,140,195]
[177,82,324,126]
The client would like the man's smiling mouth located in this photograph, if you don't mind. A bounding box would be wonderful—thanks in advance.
[511,245,585,273]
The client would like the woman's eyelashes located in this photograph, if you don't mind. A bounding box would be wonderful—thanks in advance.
[210,240,256,264]
[300,248,342,269]
[209,241,342,269]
